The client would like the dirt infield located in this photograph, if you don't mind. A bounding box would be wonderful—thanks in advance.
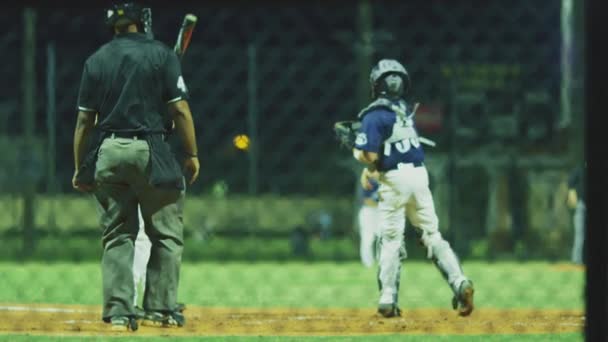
[551,263,586,272]
[0,304,583,337]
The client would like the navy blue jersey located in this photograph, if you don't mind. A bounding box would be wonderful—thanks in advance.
[354,104,425,172]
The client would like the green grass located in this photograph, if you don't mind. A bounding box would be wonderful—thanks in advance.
[0,261,584,341]
[0,261,584,309]
[0,195,353,234]
[0,333,585,341]
[0,236,365,262]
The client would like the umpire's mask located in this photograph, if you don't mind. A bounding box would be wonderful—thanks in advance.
[105,2,147,34]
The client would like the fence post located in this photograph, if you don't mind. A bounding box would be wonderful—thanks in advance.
[46,42,56,229]
[560,0,573,130]
[561,0,585,165]
[350,0,374,231]
[356,0,373,109]
[247,43,259,195]
[22,7,37,256]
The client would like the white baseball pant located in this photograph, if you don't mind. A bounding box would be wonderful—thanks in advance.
[133,205,152,306]
[376,163,468,306]
[358,204,379,267]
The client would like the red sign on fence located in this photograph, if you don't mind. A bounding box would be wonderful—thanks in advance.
[415,103,443,133]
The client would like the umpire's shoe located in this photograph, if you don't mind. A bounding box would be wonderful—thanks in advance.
[136,303,185,320]
[134,306,146,320]
[377,303,402,318]
[110,316,138,331]
[141,310,185,328]
[452,279,475,317]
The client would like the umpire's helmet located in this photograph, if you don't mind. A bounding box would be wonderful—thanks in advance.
[105,2,146,32]
[370,59,410,100]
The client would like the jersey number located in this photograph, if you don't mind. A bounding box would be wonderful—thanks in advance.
[383,138,420,156]
[177,76,188,93]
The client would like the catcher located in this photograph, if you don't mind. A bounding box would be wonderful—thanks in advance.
[333,59,474,318]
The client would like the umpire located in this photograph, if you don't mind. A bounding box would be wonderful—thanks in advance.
[72,2,199,331]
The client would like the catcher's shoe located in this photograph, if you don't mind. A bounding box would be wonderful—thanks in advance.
[175,302,186,313]
[377,303,402,318]
[452,280,475,317]
[141,310,185,328]
[110,316,138,331]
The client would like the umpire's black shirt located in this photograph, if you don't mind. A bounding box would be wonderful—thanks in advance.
[76,32,189,189]
[77,32,188,133]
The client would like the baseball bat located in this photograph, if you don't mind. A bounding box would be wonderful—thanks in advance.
[174,14,198,60]
[142,7,153,39]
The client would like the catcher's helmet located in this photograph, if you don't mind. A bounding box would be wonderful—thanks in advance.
[370,59,410,100]
[105,2,146,31]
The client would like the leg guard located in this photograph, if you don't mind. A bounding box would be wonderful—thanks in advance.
[420,231,467,295]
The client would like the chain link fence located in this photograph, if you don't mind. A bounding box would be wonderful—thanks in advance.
[0,1,586,339]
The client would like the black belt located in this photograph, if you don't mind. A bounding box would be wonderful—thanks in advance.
[385,161,424,172]
[108,132,165,140]
[109,132,142,139]
[412,161,424,167]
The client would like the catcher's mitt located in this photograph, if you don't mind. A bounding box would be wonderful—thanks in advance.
[333,120,361,149]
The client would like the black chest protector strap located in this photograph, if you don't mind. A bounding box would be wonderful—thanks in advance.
[357,98,409,121]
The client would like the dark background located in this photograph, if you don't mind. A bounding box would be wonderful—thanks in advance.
[0,0,571,196]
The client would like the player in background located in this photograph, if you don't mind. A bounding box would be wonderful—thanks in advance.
[357,178,380,268]
[352,59,474,318]
[133,206,152,314]
[567,163,586,265]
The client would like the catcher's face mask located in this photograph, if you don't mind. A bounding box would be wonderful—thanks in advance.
[383,74,404,99]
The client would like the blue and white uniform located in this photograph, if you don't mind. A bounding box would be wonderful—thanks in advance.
[355,99,470,311]
[355,101,424,172]
[358,179,380,268]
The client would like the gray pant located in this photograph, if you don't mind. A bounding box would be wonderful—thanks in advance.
[93,136,185,320]
[571,201,585,265]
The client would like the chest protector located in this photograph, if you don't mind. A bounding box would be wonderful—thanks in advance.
[357,98,419,145]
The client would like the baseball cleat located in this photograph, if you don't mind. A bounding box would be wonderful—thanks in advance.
[110,316,138,331]
[452,280,474,317]
[136,303,185,320]
[377,303,402,318]
[141,310,185,328]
